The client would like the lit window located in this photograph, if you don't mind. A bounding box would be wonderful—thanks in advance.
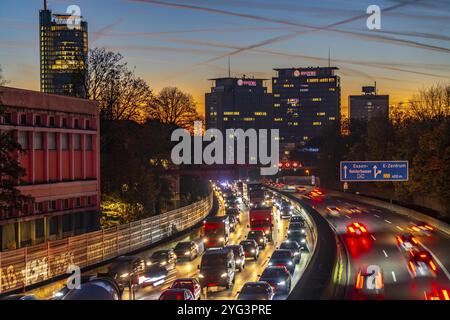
[313,122,322,126]
[317,112,326,116]
[329,117,336,120]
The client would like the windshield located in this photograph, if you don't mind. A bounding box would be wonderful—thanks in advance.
[152,252,168,259]
[241,285,267,294]
[201,255,228,268]
[248,231,263,238]
[271,251,291,259]
[175,243,190,250]
[172,281,193,289]
[281,243,298,250]
[261,268,285,278]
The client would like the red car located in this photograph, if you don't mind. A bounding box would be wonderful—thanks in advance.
[408,249,437,278]
[396,234,419,251]
[170,278,202,300]
[425,288,450,300]
[347,222,369,236]
[159,288,194,300]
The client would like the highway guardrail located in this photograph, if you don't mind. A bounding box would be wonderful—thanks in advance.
[0,193,213,295]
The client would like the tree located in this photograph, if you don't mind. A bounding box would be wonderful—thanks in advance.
[148,87,200,130]
[0,102,32,214]
[408,82,450,120]
[0,65,7,86]
[76,48,154,122]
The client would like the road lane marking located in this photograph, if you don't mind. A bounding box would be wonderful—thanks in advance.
[383,250,388,258]
[392,271,397,282]
[371,235,377,241]
[374,214,380,218]
[345,215,351,219]
[419,242,450,281]
[384,219,392,224]
[396,226,404,231]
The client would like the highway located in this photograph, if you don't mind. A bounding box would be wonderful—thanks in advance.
[26,195,310,300]
[295,190,450,300]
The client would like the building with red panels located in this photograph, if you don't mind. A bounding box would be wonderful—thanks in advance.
[0,86,100,251]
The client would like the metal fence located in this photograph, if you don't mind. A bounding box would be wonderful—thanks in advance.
[0,194,213,295]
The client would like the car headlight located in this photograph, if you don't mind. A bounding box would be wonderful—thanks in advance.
[185,251,191,255]
[236,259,241,264]
[53,291,64,298]
[219,237,225,242]
[301,230,305,234]
[251,249,255,253]
[198,273,204,278]
[288,230,291,234]
[301,239,306,243]
[290,205,294,209]
[264,230,269,235]
[294,252,299,256]
[203,238,208,243]
[268,262,273,266]
[160,261,167,266]
[146,261,152,266]
[230,223,234,227]
[277,281,286,286]
[288,261,293,266]
[221,273,228,278]
[259,239,263,242]
[120,273,129,278]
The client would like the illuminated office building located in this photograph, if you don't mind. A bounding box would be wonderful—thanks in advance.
[205,77,272,132]
[349,85,389,122]
[272,67,341,144]
[39,0,88,98]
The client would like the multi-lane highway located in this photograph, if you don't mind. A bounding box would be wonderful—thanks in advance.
[296,189,450,300]
[26,193,310,300]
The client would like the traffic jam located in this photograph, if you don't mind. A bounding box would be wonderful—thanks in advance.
[13,181,310,300]
[266,179,450,300]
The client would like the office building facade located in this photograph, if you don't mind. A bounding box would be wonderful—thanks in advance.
[39,1,88,98]
[349,86,389,122]
[205,77,272,132]
[272,67,341,144]
[0,86,100,251]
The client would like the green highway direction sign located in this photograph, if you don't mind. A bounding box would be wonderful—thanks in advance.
[340,161,409,182]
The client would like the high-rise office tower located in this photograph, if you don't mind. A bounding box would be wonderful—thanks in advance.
[349,85,389,122]
[272,67,341,145]
[39,0,88,98]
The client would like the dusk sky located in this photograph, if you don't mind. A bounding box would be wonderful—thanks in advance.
[1,0,449,116]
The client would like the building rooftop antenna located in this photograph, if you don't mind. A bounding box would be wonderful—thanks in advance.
[44,0,48,10]
[228,57,231,78]
[328,47,331,68]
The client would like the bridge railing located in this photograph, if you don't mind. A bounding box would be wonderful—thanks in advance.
[0,193,213,295]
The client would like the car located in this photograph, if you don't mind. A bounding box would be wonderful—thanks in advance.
[198,248,235,290]
[258,266,291,294]
[280,207,293,219]
[326,206,341,217]
[268,249,296,275]
[354,266,384,299]
[408,221,434,236]
[408,249,437,278]
[247,230,267,249]
[159,288,195,300]
[53,275,98,299]
[106,256,146,290]
[139,264,173,288]
[396,234,419,251]
[228,214,238,232]
[347,222,369,236]
[1,294,38,300]
[296,186,307,194]
[286,230,307,250]
[224,245,246,271]
[346,206,362,214]
[290,215,305,224]
[225,207,241,223]
[170,278,202,300]
[239,239,259,260]
[279,240,301,264]
[146,249,177,270]
[60,278,122,300]
[174,241,199,261]
[288,221,306,234]
[237,281,275,300]
[425,288,450,300]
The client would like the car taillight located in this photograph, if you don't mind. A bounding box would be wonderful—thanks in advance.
[360,226,367,233]
[409,261,416,273]
[397,236,403,244]
[425,225,434,231]
[348,227,355,233]
[411,237,418,244]
[442,290,450,300]
[355,272,363,289]
[430,261,437,271]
